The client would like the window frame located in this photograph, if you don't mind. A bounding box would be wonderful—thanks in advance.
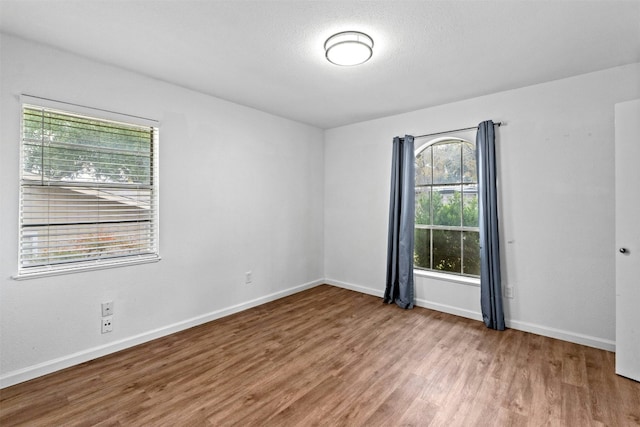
[414,136,480,284]
[14,95,160,280]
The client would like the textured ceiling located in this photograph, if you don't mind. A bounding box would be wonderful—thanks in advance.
[1,0,639,129]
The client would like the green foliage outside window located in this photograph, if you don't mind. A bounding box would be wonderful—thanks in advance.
[22,108,152,185]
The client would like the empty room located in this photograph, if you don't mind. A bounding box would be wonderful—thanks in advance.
[1,0,639,425]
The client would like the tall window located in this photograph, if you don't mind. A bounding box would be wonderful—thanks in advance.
[414,138,479,277]
[18,101,159,277]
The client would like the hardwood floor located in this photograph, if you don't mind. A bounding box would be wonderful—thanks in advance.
[1,285,639,426]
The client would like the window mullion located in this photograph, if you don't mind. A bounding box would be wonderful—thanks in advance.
[429,147,434,270]
[459,143,464,274]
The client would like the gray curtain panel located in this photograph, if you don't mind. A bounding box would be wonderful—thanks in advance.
[476,121,505,330]
[384,135,415,309]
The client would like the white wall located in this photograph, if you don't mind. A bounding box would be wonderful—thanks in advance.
[325,63,640,350]
[0,34,325,387]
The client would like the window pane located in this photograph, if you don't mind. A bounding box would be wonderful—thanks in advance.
[24,108,152,152]
[23,107,152,186]
[414,228,431,269]
[21,186,152,227]
[416,146,432,185]
[462,141,476,183]
[433,186,461,226]
[433,141,461,184]
[433,230,461,273]
[415,187,431,225]
[19,104,158,276]
[463,231,480,276]
[463,185,478,227]
[414,138,479,279]
[40,144,151,185]
[21,222,155,268]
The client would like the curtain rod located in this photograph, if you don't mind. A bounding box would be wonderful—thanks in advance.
[414,122,502,139]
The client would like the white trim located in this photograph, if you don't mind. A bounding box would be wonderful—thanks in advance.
[325,279,615,352]
[12,256,161,280]
[1,278,615,388]
[415,297,483,322]
[414,135,473,156]
[324,278,384,298]
[505,319,615,352]
[414,269,480,287]
[0,279,323,389]
[325,278,482,321]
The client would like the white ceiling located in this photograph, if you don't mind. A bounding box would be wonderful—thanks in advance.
[1,0,639,129]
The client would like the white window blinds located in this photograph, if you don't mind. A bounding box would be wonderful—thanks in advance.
[18,102,159,277]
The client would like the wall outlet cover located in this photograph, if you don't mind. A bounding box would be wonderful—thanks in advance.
[101,301,114,317]
[505,286,514,299]
[101,316,113,333]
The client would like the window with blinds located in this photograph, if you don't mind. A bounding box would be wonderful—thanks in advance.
[18,102,159,277]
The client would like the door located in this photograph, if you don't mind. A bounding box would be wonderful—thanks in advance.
[615,99,640,382]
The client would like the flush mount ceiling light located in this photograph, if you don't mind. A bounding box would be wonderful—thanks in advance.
[324,31,374,66]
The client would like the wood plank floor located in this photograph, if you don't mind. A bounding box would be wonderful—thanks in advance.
[1,285,639,426]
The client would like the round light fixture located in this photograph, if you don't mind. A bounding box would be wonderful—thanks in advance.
[324,31,374,66]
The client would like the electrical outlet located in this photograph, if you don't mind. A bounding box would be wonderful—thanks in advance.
[505,286,514,299]
[101,301,114,317]
[245,271,252,284]
[101,316,113,333]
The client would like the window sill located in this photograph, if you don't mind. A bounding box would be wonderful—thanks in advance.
[414,269,480,287]
[12,256,161,281]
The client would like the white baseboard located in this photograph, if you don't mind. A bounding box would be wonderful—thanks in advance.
[2,278,616,389]
[506,319,615,352]
[325,278,384,298]
[415,298,484,322]
[325,279,615,352]
[0,279,324,389]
